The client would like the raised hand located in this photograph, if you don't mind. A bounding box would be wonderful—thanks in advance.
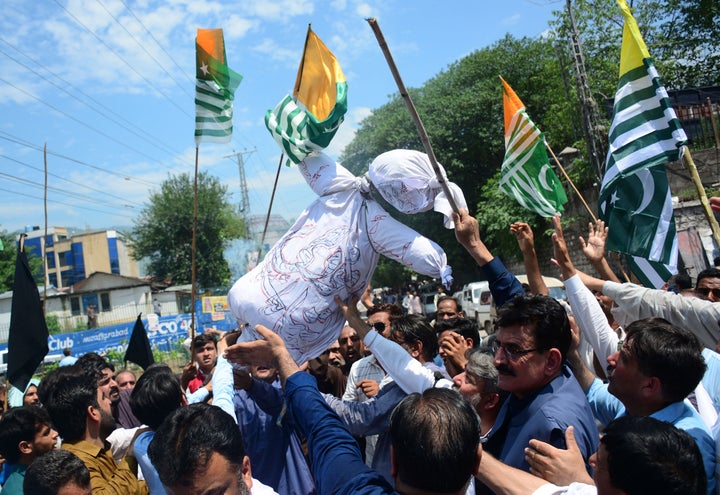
[510,222,535,254]
[579,219,609,264]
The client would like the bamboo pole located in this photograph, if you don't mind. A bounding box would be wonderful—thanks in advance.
[366,17,460,214]
[682,146,720,248]
[43,144,48,315]
[257,153,285,263]
[546,143,631,283]
[190,146,199,343]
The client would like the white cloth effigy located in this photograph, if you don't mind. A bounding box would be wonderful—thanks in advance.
[228,149,466,364]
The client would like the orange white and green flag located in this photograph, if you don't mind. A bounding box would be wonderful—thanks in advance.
[499,76,567,217]
[265,26,347,165]
[195,28,242,144]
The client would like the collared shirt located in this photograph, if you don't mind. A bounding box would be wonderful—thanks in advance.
[63,439,148,495]
[485,365,599,473]
[343,355,386,402]
[587,378,716,495]
[1,464,26,495]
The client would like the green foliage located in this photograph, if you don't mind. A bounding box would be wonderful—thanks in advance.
[371,258,413,292]
[476,171,544,259]
[130,172,246,288]
[46,314,62,335]
[0,230,43,293]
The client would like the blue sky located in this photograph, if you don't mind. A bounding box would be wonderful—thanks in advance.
[0,0,561,235]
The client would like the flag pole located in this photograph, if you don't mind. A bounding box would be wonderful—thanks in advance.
[190,146,199,343]
[681,146,720,248]
[367,17,460,214]
[546,143,631,283]
[257,153,285,262]
[43,144,48,315]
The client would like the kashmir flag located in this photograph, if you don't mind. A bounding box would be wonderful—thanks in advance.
[598,0,686,282]
[195,28,243,144]
[499,77,567,217]
[124,314,154,370]
[8,239,49,393]
[265,26,347,165]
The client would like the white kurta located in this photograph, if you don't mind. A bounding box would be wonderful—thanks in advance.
[228,150,463,364]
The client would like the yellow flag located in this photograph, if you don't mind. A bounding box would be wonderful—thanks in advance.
[293,27,346,121]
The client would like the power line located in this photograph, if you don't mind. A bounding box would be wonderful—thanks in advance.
[0,186,135,219]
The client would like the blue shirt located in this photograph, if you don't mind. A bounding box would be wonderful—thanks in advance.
[286,372,395,495]
[2,464,26,495]
[587,378,716,495]
[485,365,599,472]
[234,379,315,495]
[134,431,165,495]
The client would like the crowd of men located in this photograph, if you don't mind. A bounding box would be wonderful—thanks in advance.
[0,208,718,495]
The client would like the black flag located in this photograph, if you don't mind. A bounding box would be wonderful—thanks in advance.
[124,313,154,370]
[8,239,49,393]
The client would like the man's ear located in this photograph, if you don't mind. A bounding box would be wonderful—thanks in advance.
[409,341,422,360]
[18,440,33,456]
[545,348,563,376]
[390,444,398,477]
[241,455,253,489]
[87,404,101,423]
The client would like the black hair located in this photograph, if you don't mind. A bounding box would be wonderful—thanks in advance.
[696,268,720,287]
[390,388,479,493]
[366,302,404,319]
[192,333,218,351]
[130,364,182,430]
[435,318,480,348]
[75,352,114,378]
[390,314,439,361]
[24,449,90,495]
[0,405,52,463]
[496,294,572,358]
[40,367,98,441]
[601,416,706,495]
[623,318,706,403]
[148,403,247,489]
[436,295,463,313]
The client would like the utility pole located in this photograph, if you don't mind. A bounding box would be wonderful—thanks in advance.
[224,149,255,236]
[566,0,607,183]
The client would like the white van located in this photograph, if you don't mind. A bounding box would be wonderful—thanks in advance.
[460,281,493,333]
[515,275,566,301]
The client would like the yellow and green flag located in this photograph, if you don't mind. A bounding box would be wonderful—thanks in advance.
[195,28,243,144]
[265,26,347,165]
[598,0,686,286]
[499,77,567,217]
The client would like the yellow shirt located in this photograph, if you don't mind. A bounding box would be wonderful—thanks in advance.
[63,439,148,495]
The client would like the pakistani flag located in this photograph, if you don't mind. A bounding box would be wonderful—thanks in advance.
[499,77,567,217]
[598,0,686,284]
[195,28,243,145]
[265,26,347,165]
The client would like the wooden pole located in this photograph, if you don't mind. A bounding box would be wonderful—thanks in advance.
[682,146,720,248]
[257,153,285,263]
[43,144,48,315]
[190,146,199,343]
[366,17,460,214]
[546,143,631,282]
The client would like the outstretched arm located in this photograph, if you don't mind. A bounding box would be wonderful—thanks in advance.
[454,209,524,307]
[511,221,548,296]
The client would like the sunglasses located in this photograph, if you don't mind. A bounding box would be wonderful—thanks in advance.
[369,321,386,333]
[696,287,720,298]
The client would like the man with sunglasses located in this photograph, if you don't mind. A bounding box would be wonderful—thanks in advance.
[474,294,599,494]
[695,268,720,302]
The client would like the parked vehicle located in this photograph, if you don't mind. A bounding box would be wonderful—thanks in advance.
[515,275,566,301]
[461,281,493,333]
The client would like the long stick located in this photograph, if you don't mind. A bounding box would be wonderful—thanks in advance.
[546,143,631,283]
[366,18,460,214]
[257,153,285,263]
[43,144,48,315]
[682,145,720,249]
[190,146,199,343]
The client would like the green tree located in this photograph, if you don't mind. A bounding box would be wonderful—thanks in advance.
[0,230,43,293]
[131,172,245,289]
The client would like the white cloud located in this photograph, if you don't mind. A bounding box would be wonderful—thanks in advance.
[325,106,372,158]
[355,3,374,17]
[252,38,301,65]
[501,13,522,26]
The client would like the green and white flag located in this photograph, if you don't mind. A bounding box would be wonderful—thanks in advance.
[265,27,347,165]
[195,29,242,145]
[598,0,686,282]
[499,77,567,217]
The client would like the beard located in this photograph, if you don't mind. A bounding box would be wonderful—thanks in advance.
[99,408,117,441]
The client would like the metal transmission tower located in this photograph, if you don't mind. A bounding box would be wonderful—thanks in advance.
[225,149,255,236]
[566,0,607,182]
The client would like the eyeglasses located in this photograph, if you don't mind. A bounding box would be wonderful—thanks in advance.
[696,287,720,298]
[369,321,386,333]
[490,341,540,361]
